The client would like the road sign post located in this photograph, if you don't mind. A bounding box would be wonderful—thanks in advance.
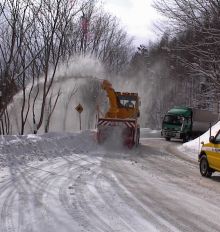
[75,104,83,130]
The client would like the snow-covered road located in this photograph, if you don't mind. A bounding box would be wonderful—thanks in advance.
[1,131,220,231]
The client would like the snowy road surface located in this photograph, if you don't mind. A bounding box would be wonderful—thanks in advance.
[1,131,220,231]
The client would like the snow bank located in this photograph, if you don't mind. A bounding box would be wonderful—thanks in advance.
[0,130,98,169]
[179,121,220,160]
[0,128,141,169]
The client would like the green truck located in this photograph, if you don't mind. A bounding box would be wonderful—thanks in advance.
[161,106,218,142]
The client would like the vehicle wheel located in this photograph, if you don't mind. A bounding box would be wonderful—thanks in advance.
[200,156,212,177]
[135,128,140,147]
[183,134,190,143]
[165,137,170,141]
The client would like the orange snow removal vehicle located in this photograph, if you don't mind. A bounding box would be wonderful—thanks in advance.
[97,80,140,148]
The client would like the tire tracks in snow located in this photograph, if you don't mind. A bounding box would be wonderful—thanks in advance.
[0,157,86,232]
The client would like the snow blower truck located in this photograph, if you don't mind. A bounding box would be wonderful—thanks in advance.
[97,80,140,148]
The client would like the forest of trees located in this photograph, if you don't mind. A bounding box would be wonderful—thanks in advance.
[0,0,133,134]
[128,0,220,127]
[1,0,220,133]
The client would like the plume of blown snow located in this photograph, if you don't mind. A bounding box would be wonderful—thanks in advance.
[8,55,167,135]
[8,55,107,134]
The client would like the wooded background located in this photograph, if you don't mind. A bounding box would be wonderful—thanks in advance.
[1,0,220,133]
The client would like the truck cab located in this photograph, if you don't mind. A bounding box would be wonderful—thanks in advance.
[97,80,140,148]
[161,107,192,142]
[199,131,220,177]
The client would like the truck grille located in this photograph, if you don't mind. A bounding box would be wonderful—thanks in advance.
[163,129,180,138]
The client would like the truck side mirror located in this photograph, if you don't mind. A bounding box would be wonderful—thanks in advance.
[209,136,215,143]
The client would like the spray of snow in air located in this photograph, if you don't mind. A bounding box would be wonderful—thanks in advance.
[8,56,107,134]
[8,55,167,134]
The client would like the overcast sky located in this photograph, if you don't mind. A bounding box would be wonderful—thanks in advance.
[103,0,162,46]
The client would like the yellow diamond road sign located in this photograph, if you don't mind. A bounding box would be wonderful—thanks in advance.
[75,104,83,113]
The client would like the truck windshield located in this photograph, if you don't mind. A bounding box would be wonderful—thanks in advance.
[163,115,183,125]
[117,96,136,108]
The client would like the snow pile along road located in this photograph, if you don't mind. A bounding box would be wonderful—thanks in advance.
[0,130,98,169]
[180,121,220,160]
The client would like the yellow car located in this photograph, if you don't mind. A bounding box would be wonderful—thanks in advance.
[199,132,220,177]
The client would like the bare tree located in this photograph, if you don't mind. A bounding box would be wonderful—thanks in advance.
[154,0,220,111]
[63,86,77,131]
[44,88,61,133]
[0,0,134,134]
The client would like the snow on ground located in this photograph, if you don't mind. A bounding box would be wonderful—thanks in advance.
[0,128,168,232]
[1,128,220,231]
[0,127,161,169]
[0,130,98,169]
[140,128,161,138]
[2,124,219,168]
[179,121,220,161]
